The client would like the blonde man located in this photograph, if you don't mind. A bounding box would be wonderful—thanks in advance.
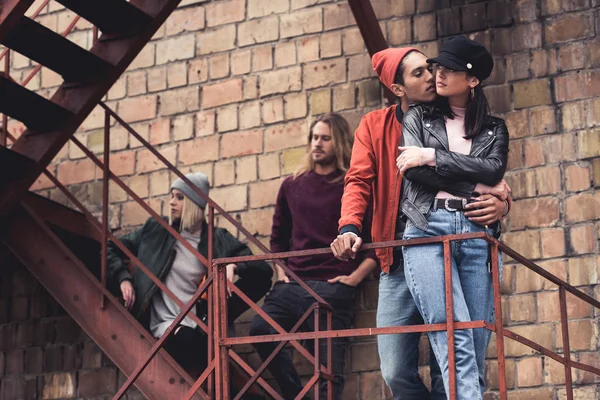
[107,172,273,375]
[250,113,378,400]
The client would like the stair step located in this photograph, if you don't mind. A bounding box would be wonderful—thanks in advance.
[0,146,36,186]
[2,16,113,83]
[53,0,152,37]
[0,75,74,131]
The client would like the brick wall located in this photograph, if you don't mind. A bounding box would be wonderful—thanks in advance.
[2,0,599,398]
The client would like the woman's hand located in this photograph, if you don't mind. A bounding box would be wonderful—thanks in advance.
[225,263,237,297]
[120,280,135,310]
[397,146,435,173]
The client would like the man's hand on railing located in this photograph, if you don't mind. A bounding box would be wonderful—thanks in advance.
[330,232,363,261]
[226,263,237,297]
[120,280,135,310]
[275,264,290,283]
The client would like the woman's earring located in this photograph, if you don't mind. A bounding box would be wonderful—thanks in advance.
[470,87,475,100]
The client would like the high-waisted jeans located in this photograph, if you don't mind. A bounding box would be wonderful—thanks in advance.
[402,209,501,400]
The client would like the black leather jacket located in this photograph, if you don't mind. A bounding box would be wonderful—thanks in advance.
[400,104,509,231]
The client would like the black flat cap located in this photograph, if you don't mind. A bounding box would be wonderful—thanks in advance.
[427,36,494,81]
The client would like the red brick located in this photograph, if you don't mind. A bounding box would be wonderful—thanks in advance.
[513,79,551,109]
[511,22,542,52]
[259,66,302,97]
[540,228,566,258]
[238,16,279,47]
[342,27,364,55]
[297,36,319,63]
[216,105,238,133]
[57,159,96,185]
[265,120,307,152]
[258,153,281,181]
[509,294,536,322]
[188,58,208,85]
[249,179,281,208]
[577,128,600,159]
[156,34,195,65]
[504,324,553,357]
[506,52,530,82]
[535,166,561,196]
[166,7,205,35]
[544,12,593,44]
[303,58,346,89]
[210,185,248,212]
[236,155,258,184]
[118,95,157,122]
[136,145,176,173]
[196,25,236,55]
[557,42,585,71]
[231,50,251,76]
[262,98,284,124]
[275,42,297,67]
[248,0,289,19]
[280,8,322,38]
[240,208,274,236]
[208,53,229,79]
[555,320,597,351]
[221,130,264,158]
[206,0,245,27]
[565,164,591,192]
[565,192,600,223]
[78,368,117,396]
[509,197,560,231]
[202,79,243,109]
[503,230,541,261]
[149,118,170,145]
[324,3,355,31]
[568,256,598,286]
[166,62,187,89]
[195,110,216,137]
[569,224,597,255]
[179,136,219,165]
[109,151,135,177]
[252,45,273,72]
[239,102,261,130]
[320,31,342,58]
[372,0,415,18]
[284,92,308,120]
[148,66,167,92]
[516,357,543,387]
[414,13,436,42]
[173,114,194,141]
[214,159,235,187]
[245,75,259,100]
[578,352,600,383]
[555,71,600,102]
[160,86,199,116]
[507,387,554,399]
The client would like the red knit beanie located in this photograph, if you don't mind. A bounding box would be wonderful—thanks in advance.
[372,47,420,89]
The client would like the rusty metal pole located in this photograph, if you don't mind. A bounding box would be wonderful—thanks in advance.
[220,232,231,400]
[443,240,457,400]
[559,286,574,400]
[491,242,507,400]
[100,110,110,309]
[2,49,10,147]
[314,307,320,400]
[207,205,214,398]
[210,206,223,399]
[326,309,333,400]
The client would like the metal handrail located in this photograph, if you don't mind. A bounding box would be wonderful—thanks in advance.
[210,233,600,400]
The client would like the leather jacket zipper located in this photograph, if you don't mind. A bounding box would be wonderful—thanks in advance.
[472,136,496,157]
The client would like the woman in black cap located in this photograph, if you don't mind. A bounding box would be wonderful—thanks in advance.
[395,36,510,399]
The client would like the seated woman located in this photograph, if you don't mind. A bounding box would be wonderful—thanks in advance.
[397,36,509,399]
[106,172,273,376]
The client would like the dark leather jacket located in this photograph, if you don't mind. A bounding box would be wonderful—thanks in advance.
[400,104,509,231]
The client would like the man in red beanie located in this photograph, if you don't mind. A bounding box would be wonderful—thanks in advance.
[330,47,511,399]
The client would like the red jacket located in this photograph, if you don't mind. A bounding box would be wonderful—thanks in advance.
[339,105,404,272]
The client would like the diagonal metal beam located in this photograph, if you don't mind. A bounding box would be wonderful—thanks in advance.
[347,0,395,103]
[0,0,34,39]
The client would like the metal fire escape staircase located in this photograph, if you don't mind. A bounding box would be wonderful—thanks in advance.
[0,1,206,398]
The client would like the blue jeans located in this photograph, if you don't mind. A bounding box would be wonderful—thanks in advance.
[402,210,500,400]
[377,261,446,400]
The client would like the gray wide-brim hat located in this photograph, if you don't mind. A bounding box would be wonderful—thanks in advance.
[170,172,210,209]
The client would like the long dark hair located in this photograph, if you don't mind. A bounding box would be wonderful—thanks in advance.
[435,79,490,139]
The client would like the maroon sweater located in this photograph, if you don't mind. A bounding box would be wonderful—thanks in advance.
[270,170,376,281]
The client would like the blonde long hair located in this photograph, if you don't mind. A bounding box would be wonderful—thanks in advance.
[169,194,205,232]
[293,113,353,183]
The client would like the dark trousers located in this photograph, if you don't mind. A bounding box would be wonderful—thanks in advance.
[249,281,356,400]
[163,273,273,374]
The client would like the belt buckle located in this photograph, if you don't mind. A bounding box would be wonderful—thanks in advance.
[444,198,457,212]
